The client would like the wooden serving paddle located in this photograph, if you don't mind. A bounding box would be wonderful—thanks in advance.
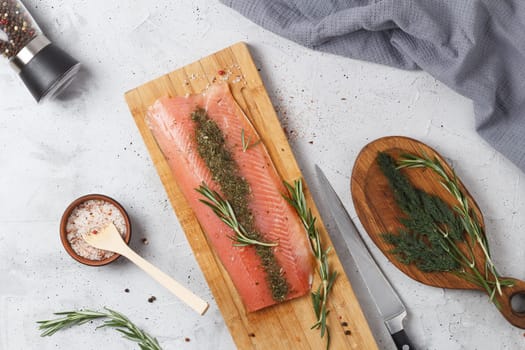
[350,136,525,328]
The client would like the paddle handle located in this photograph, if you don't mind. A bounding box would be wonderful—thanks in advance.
[493,277,525,328]
[119,245,209,315]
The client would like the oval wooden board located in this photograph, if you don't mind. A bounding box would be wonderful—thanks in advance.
[350,136,525,328]
[124,42,378,349]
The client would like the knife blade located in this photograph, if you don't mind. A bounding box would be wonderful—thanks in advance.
[315,165,416,350]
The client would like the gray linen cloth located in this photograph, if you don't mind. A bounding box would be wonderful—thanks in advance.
[221,0,525,173]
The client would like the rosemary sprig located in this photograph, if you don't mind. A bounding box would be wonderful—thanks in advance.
[196,183,277,247]
[378,152,515,305]
[241,128,261,152]
[37,307,162,350]
[284,179,337,350]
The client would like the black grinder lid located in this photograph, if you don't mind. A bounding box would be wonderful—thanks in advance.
[10,35,80,102]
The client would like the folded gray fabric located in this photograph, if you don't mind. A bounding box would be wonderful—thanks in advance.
[221,0,525,173]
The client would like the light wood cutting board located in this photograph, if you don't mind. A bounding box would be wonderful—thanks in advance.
[124,42,378,349]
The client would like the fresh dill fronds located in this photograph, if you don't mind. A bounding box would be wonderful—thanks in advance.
[37,308,162,350]
[377,152,515,305]
[284,179,337,350]
[378,152,463,272]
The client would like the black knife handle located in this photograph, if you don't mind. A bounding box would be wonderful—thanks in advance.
[392,329,415,350]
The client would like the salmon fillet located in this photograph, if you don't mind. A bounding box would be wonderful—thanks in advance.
[146,83,313,312]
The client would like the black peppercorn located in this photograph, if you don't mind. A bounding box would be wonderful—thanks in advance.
[0,0,37,58]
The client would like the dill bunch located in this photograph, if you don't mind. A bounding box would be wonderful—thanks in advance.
[378,152,463,272]
[377,152,514,304]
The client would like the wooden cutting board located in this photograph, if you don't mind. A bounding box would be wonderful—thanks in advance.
[351,136,525,329]
[124,42,378,349]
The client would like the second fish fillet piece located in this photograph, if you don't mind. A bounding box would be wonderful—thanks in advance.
[146,83,313,312]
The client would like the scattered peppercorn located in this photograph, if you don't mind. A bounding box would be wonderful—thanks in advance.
[124,288,130,293]
[147,296,156,303]
[184,337,191,342]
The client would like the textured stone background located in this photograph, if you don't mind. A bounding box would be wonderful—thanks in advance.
[1,1,524,349]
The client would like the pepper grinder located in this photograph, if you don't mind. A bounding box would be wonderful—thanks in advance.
[0,0,80,102]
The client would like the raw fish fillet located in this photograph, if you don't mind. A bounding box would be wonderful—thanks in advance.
[146,83,313,312]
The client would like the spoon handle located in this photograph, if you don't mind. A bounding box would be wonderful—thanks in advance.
[493,277,525,328]
[119,245,209,315]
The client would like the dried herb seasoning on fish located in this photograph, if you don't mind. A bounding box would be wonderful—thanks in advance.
[146,83,313,312]
[192,108,288,301]
[377,152,514,305]
[191,107,251,218]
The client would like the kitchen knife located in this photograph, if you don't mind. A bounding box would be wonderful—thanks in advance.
[315,165,415,350]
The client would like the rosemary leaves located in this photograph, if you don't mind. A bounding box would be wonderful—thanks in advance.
[196,183,277,247]
[37,308,162,350]
[284,179,337,349]
[241,128,261,152]
[378,152,514,304]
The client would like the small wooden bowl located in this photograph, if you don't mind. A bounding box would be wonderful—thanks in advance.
[60,194,132,266]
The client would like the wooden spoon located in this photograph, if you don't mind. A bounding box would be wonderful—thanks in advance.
[350,136,525,328]
[84,223,209,315]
